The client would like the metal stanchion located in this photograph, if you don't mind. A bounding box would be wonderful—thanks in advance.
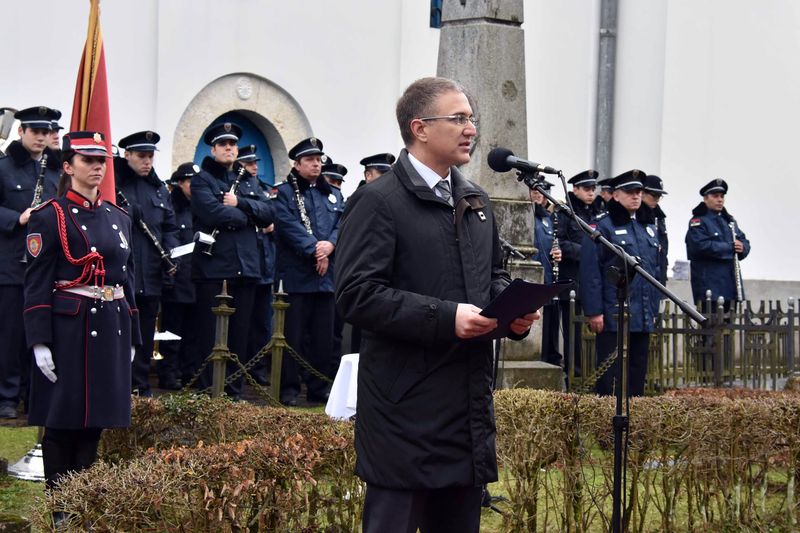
[210,280,235,398]
[269,281,290,404]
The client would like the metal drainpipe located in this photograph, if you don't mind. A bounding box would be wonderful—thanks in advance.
[595,0,618,180]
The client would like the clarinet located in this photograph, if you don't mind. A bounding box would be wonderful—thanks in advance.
[21,153,50,262]
[116,188,178,274]
[729,220,744,303]
[287,173,313,235]
[203,165,247,256]
[31,153,48,208]
[551,207,560,283]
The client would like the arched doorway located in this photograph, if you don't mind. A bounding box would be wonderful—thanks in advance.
[171,73,314,183]
[194,111,276,185]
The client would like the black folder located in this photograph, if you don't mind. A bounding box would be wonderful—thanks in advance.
[475,278,575,340]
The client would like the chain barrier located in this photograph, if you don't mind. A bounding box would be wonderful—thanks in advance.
[575,349,617,394]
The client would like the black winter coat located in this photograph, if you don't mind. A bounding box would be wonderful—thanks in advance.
[555,192,603,296]
[335,149,516,489]
[161,186,195,304]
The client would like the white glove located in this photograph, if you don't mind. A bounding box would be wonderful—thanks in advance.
[33,344,57,383]
[131,347,136,362]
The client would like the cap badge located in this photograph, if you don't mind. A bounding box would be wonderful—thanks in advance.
[716,178,722,185]
[145,131,154,141]
[38,106,48,116]
[321,155,328,164]
[93,132,102,143]
[310,137,318,147]
[224,123,232,132]
[632,170,641,178]
[192,164,200,173]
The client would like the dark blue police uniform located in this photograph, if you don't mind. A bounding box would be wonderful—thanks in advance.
[273,138,343,404]
[191,146,273,397]
[580,173,660,397]
[0,139,60,417]
[158,163,199,388]
[643,175,669,286]
[114,132,179,394]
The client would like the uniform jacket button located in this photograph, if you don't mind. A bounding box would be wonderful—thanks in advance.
[90,307,97,314]
[90,246,97,252]
[91,331,98,337]
[81,225,87,230]
[118,330,122,336]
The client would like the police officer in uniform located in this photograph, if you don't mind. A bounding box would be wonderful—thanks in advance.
[555,170,603,376]
[237,145,276,387]
[273,137,343,405]
[530,182,562,365]
[115,130,179,395]
[0,106,61,418]
[158,163,199,389]
[594,176,613,212]
[642,174,669,286]
[355,152,396,190]
[580,170,660,396]
[322,156,348,191]
[24,131,141,507]
[685,179,750,311]
[191,123,273,398]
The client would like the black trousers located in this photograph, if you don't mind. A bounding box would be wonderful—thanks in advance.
[558,299,583,373]
[247,283,273,384]
[41,427,103,490]
[540,301,562,366]
[595,331,650,397]
[195,279,257,398]
[158,301,197,385]
[281,292,334,399]
[132,295,159,394]
[362,484,483,533]
[0,285,28,409]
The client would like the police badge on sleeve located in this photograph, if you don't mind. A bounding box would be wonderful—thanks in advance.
[27,233,43,257]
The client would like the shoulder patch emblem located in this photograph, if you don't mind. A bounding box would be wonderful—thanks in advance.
[690,218,701,227]
[27,233,43,258]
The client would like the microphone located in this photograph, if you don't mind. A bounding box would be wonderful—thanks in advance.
[487,147,560,175]
[499,237,526,259]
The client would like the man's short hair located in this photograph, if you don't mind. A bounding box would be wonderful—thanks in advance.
[395,77,467,146]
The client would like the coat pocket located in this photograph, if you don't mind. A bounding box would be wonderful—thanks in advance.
[52,294,82,316]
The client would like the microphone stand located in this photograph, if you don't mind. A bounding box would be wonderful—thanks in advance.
[514,169,706,533]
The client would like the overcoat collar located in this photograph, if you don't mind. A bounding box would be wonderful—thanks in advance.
[289,168,333,196]
[692,201,732,222]
[394,149,482,206]
[114,154,162,187]
[607,198,653,226]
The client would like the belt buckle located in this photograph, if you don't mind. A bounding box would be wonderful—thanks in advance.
[102,286,114,301]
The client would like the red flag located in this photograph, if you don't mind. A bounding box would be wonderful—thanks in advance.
[70,0,115,203]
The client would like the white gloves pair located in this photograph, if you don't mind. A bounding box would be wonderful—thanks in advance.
[32,344,137,384]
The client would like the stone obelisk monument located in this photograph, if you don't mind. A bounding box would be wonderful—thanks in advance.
[437,0,561,389]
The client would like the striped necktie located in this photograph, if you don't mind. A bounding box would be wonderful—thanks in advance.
[434,179,453,206]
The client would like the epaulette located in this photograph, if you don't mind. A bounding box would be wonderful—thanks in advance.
[32,199,55,212]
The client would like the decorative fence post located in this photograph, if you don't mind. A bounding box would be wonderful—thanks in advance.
[568,290,577,387]
[713,296,725,387]
[269,281,290,404]
[210,280,235,398]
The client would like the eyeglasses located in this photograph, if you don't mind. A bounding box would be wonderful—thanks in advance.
[418,114,478,127]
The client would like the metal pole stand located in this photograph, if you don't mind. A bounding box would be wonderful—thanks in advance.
[7,427,45,482]
[269,281,290,404]
[210,280,235,398]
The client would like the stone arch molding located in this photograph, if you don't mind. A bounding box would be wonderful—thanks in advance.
[172,73,312,180]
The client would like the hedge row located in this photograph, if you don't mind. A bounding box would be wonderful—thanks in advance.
[38,390,800,532]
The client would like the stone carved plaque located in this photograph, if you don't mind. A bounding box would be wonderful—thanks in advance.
[236,76,253,100]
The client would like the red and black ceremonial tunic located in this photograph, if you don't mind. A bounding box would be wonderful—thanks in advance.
[23,189,142,429]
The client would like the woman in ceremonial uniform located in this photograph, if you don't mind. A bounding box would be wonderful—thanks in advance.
[23,131,141,495]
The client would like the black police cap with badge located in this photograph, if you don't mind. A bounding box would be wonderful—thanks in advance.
[203,122,243,146]
[699,178,728,196]
[118,130,160,152]
[15,106,61,130]
[359,152,396,171]
[610,169,646,191]
[643,174,668,195]
[288,137,324,160]
[567,170,599,187]
[597,176,614,192]
[61,131,112,158]
[237,144,260,163]
[168,162,201,185]
[322,157,348,182]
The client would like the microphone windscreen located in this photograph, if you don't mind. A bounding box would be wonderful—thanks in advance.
[487,147,514,172]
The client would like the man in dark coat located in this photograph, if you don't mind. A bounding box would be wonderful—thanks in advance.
[685,178,750,311]
[335,77,538,533]
[191,123,274,398]
[115,130,179,395]
[580,170,660,396]
[554,170,603,377]
[642,174,669,286]
[0,106,61,418]
[273,137,343,405]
